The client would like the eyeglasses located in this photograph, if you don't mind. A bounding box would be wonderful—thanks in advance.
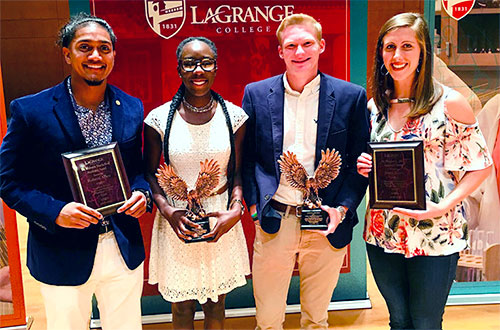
[179,59,217,72]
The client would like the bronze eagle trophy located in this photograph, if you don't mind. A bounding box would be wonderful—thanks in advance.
[278,149,342,229]
[156,159,221,242]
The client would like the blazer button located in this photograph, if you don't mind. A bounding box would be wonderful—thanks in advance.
[264,194,270,200]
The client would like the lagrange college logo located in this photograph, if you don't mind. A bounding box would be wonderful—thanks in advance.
[145,0,294,39]
[442,0,475,20]
[145,0,185,39]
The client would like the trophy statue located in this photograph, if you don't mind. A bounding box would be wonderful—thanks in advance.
[278,149,342,229]
[156,159,220,243]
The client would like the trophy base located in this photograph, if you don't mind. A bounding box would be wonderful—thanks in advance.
[300,208,328,230]
[184,217,213,243]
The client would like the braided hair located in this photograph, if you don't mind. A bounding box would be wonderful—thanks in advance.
[163,84,236,209]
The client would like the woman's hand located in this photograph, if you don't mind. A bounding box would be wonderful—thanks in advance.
[159,205,201,242]
[357,152,372,178]
[392,201,448,221]
[204,208,241,242]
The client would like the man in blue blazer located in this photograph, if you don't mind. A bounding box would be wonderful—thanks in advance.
[242,14,369,329]
[0,14,150,330]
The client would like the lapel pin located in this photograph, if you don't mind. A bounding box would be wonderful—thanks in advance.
[115,100,121,106]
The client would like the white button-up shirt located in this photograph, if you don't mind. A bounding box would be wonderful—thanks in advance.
[273,73,320,206]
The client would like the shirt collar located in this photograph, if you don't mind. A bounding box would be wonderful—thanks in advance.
[283,73,321,97]
[66,76,109,113]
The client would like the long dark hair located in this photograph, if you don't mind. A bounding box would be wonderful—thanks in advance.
[372,12,442,119]
[163,84,236,209]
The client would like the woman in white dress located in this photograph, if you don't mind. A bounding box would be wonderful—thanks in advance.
[144,37,250,329]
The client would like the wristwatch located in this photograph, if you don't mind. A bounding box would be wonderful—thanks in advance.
[133,189,153,212]
[335,206,347,224]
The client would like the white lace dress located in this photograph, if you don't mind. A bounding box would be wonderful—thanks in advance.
[145,100,250,304]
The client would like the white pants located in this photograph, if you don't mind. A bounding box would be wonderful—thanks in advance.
[40,232,144,330]
[253,208,347,330]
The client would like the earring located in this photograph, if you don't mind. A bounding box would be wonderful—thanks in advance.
[380,64,389,76]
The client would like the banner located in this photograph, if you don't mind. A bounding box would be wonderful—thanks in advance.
[0,65,27,328]
[88,0,368,324]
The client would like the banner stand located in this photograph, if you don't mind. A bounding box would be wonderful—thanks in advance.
[90,299,372,328]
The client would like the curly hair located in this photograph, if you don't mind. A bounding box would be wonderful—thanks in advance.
[57,12,116,49]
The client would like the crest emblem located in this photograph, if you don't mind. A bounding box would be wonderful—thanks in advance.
[442,0,475,20]
[145,0,186,39]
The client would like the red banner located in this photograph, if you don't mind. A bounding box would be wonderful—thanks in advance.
[0,64,27,328]
[90,0,351,297]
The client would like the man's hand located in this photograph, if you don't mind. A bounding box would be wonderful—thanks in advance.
[117,190,147,218]
[318,205,343,236]
[249,204,258,223]
[55,202,102,229]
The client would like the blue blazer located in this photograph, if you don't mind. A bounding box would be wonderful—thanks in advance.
[0,78,149,285]
[242,73,369,248]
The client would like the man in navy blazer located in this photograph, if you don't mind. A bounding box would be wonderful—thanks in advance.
[242,14,369,329]
[0,14,150,330]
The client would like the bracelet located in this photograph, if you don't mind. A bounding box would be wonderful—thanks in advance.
[230,199,244,216]
[251,211,258,220]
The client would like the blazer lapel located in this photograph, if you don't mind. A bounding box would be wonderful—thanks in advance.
[52,79,86,150]
[108,86,125,142]
[267,75,285,178]
[315,73,336,167]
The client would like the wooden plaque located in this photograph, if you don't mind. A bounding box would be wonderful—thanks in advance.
[368,140,425,210]
[62,142,131,216]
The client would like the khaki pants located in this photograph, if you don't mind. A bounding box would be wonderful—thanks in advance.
[253,208,347,330]
[40,232,144,330]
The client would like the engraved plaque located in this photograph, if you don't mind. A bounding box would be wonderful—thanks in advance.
[300,208,328,230]
[62,142,131,216]
[368,140,425,210]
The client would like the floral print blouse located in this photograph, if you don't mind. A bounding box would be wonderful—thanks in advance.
[364,85,493,257]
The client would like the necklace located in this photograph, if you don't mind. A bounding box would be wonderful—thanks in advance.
[389,98,415,104]
[182,96,215,113]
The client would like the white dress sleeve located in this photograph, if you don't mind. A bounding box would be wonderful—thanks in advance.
[225,101,248,132]
[144,102,171,142]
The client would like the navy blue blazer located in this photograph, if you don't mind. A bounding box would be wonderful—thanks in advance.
[0,78,149,285]
[242,73,369,248]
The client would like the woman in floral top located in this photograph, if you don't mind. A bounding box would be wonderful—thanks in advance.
[357,13,492,330]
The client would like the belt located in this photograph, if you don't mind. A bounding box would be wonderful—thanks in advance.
[270,199,302,217]
[99,221,113,234]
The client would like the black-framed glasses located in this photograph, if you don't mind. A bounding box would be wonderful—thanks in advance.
[179,59,217,72]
